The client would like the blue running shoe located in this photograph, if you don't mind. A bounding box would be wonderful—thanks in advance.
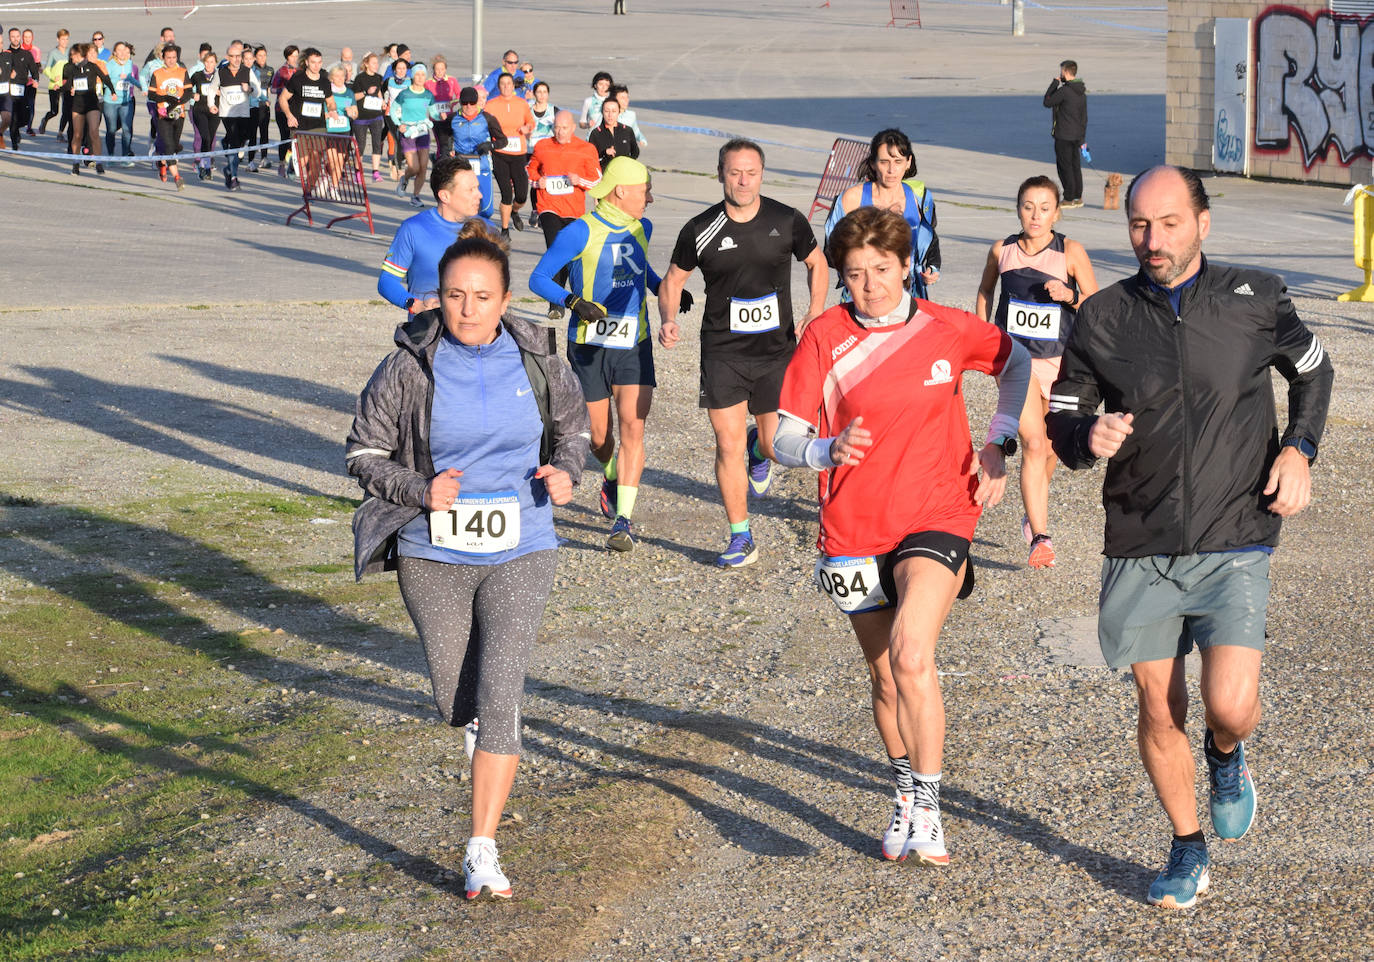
[1147,839,1210,909]
[1206,730,1257,840]
[599,476,617,520]
[746,426,772,497]
[716,531,758,568]
[607,515,634,552]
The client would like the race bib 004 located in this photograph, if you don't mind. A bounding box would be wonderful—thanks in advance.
[429,491,520,554]
[729,292,781,334]
[583,314,637,349]
[814,554,891,614]
[1005,297,1061,341]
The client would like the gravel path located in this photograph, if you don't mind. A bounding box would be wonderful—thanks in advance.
[2,291,1371,960]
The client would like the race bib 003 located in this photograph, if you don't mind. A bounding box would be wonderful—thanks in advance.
[583,314,637,349]
[429,491,520,554]
[729,292,781,334]
[1006,297,1061,341]
[814,554,891,614]
[544,174,573,196]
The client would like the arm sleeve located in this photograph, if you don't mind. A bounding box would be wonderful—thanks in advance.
[921,193,941,271]
[988,340,1031,445]
[344,357,432,507]
[545,354,592,480]
[482,111,509,150]
[642,218,662,294]
[1043,79,1064,107]
[378,226,414,308]
[1045,306,1104,469]
[823,193,846,246]
[1268,283,1334,448]
[529,219,589,304]
[626,132,640,159]
[772,413,836,471]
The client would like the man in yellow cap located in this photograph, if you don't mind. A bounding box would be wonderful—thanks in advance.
[530,156,688,552]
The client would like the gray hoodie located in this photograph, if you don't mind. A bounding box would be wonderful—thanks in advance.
[345,310,590,580]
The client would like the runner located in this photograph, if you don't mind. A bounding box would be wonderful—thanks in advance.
[269,45,298,167]
[63,43,107,176]
[611,84,646,149]
[588,96,636,169]
[148,43,190,189]
[525,109,601,319]
[351,51,386,182]
[19,29,39,137]
[526,80,557,224]
[248,45,273,171]
[100,41,139,165]
[213,41,261,192]
[480,49,527,98]
[379,155,495,313]
[658,138,827,567]
[579,71,612,129]
[38,28,68,137]
[5,28,39,150]
[279,47,329,191]
[486,71,535,238]
[449,86,506,221]
[529,157,667,551]
[825,129,940,298]
[974,175,1097,568]
[771,205,1029,866]
[426,55,458,162]
[188,49,220,181]
[1045,166,1333,909]
[322,63,355,198]
[389,62,438,208]
[348,221,590,903]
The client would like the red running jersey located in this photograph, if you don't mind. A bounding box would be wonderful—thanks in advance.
[778,300,1014,556]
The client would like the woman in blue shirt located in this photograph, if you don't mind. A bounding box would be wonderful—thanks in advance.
[388,62,439,208]
[100,41,139,162]
[348,222,589,903]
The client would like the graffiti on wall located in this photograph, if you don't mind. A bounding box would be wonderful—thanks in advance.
[1255,7,1374,167]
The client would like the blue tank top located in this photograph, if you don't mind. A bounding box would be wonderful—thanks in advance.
[993,231,1076,358]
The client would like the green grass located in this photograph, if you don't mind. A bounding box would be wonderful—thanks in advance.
[0,492,389,960]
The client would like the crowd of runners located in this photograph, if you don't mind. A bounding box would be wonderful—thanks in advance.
[7,15,1328,925]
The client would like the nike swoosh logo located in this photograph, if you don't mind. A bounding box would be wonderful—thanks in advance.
[516,387,532,397]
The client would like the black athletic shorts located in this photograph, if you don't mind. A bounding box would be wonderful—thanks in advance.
[567,337,656,402]
[877,531,975,602]
[698,351,791,414]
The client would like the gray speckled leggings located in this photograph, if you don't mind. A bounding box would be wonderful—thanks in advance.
[397,550,557,755]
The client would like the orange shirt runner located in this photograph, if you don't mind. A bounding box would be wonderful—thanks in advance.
[525,137,602,220]
[486,92,535,156]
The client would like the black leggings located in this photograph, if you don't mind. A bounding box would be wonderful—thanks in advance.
[275,109,292,162]
[539,212,575,290]
[192,109,219,165]
[492,150,529,206]
[157,116,185,159]
[68,108,103,159]
[352,116,385,157]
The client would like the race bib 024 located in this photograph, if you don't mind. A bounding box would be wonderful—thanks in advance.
[582,314,637,349]
[429,491,521,554]
[814,554,891,614]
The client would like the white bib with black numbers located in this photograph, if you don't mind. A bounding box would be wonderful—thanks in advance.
[814,554,890,614]
[429,491,520,554]
[729,292,781,334]
[499,134,523,154]
[300,101,323,118]
[222,87,245,107]
[1005,297,1061,341]
[73,78,90,93]
[583,313,637,349]
[362,94,383,111]
[544,174,573,196]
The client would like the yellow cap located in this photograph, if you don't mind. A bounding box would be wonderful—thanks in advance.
[588,156,648,199]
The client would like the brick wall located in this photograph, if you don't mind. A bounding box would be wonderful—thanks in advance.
[1167,1,1374,184]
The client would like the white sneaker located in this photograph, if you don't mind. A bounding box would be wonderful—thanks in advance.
[902,807,949,866]
[882,793,913,861]
[463,838,512,900]
[464,719,479,760]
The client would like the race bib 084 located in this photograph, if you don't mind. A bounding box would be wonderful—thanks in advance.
[1005,297,1061,341]
[814,554,891,614]
[729,292,781,334]
[429,491,520,554]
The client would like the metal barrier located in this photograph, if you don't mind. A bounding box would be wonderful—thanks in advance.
[807,136,870,222]
[285,132,375,234]
[1338,183,1374,302]
[888,0,921,27]
[144,0,198,17]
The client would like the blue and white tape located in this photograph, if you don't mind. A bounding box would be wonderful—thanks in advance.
[0,138,291,163]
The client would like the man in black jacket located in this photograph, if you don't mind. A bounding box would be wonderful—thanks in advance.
[1043,60,1086,208]
[1046,166,1333,910]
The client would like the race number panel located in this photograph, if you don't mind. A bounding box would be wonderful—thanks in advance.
[814,554,891,613]
[545,175,574,196]
[729,292,781,334]
[429,491,521,554]
[1005,297,1061,341]
[362,95,384,111]
[582,314,638,349]
[300,101,323,118]
[223,87,246,106]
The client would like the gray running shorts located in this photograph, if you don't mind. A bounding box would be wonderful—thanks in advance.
[1097,551,1270,669]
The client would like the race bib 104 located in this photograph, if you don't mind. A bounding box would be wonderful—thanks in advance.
[429,491,520,554]
[729,292,781,334]
[1005,297,1062,341]
[582,313,637,349]
[814,554,891,614]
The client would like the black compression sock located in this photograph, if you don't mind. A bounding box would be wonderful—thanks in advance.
[1203,728,1236,764]
[1173,830,1206,847]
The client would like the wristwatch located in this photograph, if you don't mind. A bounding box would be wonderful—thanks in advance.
[1281,436,1317,463]
[992,436,1018,457]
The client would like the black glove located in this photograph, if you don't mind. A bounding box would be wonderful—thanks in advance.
[678,289,695,313]
[475,141,493,155]
[565,294,606,321]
